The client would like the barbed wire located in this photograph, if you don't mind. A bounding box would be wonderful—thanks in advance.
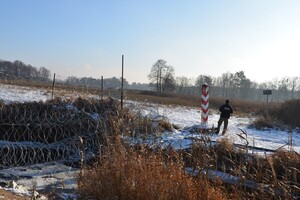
[0,79,174,169]
[0,87,123,169]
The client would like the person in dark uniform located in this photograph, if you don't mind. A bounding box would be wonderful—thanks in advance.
[216,99,233,135]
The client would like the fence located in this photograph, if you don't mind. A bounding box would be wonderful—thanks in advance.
[0,80,124,169]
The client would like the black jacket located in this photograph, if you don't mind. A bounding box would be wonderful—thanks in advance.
[219,104,233,119]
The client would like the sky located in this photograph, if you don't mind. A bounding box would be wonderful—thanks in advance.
[1,0,300,84]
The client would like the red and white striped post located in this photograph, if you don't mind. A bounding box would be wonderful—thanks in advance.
[201,84,209,126]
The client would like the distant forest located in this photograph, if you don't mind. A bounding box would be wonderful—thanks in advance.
[0,59,151,91]
[1,59,300,101]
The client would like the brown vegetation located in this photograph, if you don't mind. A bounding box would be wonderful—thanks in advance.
[0,82,299,199]
[77,132,300,199]
[77,137,227,200]
[273,99,300,128]
[0,189,30,200]
[253,99,300,129]
[0,80,266,115]
[126,90,264,116]
[181,136,300,199]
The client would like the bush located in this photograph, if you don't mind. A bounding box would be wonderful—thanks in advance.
[252,116,282,130]
[274,99,300,128]
[253,99,300,129]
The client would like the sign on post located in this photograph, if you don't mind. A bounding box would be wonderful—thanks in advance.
[263,89,272,95]
[263,89,272,118]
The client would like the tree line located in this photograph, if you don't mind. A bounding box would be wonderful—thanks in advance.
[0,59,144,90]
[148,59,300,101]
[0,60,51,81]
[1,59,299,101]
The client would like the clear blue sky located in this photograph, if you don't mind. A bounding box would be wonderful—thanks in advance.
[1,0,300,83]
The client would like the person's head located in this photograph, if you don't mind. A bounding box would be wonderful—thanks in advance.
[225,99,230,104]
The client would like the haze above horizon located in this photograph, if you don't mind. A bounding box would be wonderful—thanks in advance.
[1,0,300,84]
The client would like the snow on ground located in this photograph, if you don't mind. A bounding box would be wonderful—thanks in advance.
[0,84,77,199]
[0,84,299,199]
[0,162,79,199]
[126,100,300,154]
[0,84,50,103]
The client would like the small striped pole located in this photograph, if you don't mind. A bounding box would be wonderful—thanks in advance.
[201,84,209,127]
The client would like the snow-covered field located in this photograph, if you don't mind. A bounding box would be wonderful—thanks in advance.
[128,100,300,154]
[0,84,78,199]
[0,84,50,103]
[0,84,299,199]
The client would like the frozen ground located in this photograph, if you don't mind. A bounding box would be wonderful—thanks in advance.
[0,84,77,199]
[0,84,299,199]
[0,162,79,199]
[126,100,300,154]
[0,84,50,103]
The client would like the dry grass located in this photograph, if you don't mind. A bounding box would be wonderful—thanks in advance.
[77,137,227,200]
[273,99,300,128]
[77,124,300,200]
[127,90,264,116]
[252,116,281,130]
[270,150,300,183]
[126,90,203,107]
[252,99,300,129]
[1,80,265,115]
[1,81,299,199]
[181,136,300,199]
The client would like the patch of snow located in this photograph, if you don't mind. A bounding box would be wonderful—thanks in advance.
[0,85,298,199]
[0,162,79,199]
[0,84,50,103]
[125,100,300,153]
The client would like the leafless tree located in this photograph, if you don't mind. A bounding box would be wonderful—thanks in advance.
[38,67,51,81]
[176,76,190,93]
[148,59,175,93]
[195,74,212,87]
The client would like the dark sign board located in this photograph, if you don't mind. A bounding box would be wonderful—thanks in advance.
[263,89,272,95]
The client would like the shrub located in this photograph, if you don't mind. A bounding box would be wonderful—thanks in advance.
[253,99,300,129]
[273,99,300,128]
[252,116,279,130]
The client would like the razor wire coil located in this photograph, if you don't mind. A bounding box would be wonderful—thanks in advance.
[0,96,120,169]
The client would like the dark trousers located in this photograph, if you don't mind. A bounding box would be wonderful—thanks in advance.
[217,118,229,134]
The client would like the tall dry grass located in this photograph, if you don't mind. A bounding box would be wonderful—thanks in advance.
[2,80,299,198]
[77,126,300,200]
[77,137,227,200]
[127,90,264,116]
[253,98,300,129]
[181,136,300,199]
[273,99,300,128]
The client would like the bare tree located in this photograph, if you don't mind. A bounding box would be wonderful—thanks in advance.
[176,76,190,93]
[233,71,252,99]
[38,67,51,81]
[287,77,299,100]
[220,72,233,97]
[162,70,176,92]
[195,75,212,87]
[30,66,39,79]
[148,59,175,93]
